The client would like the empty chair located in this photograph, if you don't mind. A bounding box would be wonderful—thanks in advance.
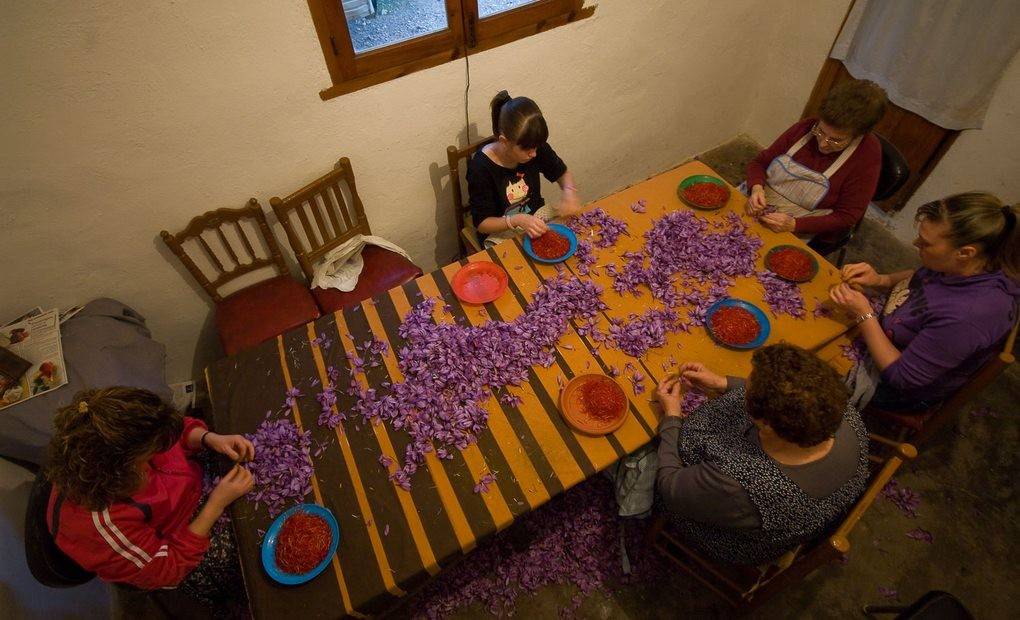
[160,199,320,356]
[270,157,422,313]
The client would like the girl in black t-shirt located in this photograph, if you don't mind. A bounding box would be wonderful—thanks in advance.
[467,91,581,246]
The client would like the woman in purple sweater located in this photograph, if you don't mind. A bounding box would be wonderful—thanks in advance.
[830,192,1020,410]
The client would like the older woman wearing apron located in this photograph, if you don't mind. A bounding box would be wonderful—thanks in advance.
[743,79,887,243]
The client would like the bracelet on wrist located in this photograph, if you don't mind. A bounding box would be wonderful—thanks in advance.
[855,312,876,326]
[200,430,212,449]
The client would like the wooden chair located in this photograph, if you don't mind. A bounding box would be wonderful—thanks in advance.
[808,134,911,267]
[447,136,495,259]
[269,157,422,313]
[648,436,917,614]
[864,315,1019,451]
[160,199,320,356]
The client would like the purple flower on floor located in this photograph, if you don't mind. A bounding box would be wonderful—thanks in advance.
[881,478,921,518]
[906,527,934,543]
[412,477,665,618]
[878,586,899,600]
[969,405,999,419]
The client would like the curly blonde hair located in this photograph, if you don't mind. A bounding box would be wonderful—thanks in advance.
[45,387,183,510]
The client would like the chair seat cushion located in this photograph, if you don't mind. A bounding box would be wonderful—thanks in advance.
[312,245,423,313]
[216,275,320,356]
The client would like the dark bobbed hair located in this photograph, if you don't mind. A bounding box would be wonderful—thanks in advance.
[490,90,549,150]
[745,344,849,447]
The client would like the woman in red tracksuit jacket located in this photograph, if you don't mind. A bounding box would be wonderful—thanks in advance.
[44,387,254,607]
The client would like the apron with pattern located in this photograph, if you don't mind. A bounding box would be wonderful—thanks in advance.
[763,132,862,239]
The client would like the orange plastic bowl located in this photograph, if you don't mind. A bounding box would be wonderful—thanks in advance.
[451,261,509,305]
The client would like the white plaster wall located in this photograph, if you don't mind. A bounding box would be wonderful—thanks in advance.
[741,1,850,145]
[2,0,852,383]
[884,54,1020,242]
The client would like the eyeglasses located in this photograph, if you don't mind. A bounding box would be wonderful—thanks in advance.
[811,123,851,148]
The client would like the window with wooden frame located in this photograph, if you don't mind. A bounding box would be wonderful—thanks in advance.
[308,0,595,100]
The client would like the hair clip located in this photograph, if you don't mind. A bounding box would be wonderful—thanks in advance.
[78,401,89,414]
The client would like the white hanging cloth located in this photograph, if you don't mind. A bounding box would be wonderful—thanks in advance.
[832,0,1020,130]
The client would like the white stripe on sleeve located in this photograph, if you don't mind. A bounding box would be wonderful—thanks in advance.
[91,512,144,569]
[102,509,152,563]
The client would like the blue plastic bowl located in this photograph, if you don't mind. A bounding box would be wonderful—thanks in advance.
[704,298,771,350]
[522,223,578,264]
[261,503,340,586]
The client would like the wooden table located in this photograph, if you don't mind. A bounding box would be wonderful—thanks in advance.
[206,160,854,618]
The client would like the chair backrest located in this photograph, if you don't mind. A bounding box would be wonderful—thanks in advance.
[912,312,1019,446]
[740,438,916,610]
[270,157,372,281]
[447,136,495,258]
[651,437,916,612]
[24,470,96,587]
[160,199,290,304]
[873,134,910,202]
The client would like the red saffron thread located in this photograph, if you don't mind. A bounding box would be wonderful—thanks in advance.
[711,306,760,345]
[275,511,332,574]
[682,182,728,208]
[532,230,570,259]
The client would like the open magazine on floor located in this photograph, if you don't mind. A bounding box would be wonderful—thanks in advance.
[1,308,68,410]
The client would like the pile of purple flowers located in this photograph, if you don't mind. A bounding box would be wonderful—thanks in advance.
[606,307,682,358]
[755,270,806,317]
[334,275,608,489]
[567,207,629,248]
[614,211,762,309]
[244,416,314,517]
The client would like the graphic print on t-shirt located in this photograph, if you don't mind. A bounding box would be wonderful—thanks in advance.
[505,173,530,209]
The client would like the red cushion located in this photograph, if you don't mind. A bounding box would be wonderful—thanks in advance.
[312,245,423,313]
[215,275,320,356]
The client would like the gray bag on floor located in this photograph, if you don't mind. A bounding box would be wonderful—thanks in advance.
[606,444,659,518]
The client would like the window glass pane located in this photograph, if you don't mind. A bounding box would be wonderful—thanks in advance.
[478,0,539,19]
[346,0,449,54]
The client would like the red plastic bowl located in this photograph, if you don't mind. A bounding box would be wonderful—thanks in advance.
[451,261,509,305]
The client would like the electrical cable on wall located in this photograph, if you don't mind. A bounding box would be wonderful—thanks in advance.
[463,51,471,143]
